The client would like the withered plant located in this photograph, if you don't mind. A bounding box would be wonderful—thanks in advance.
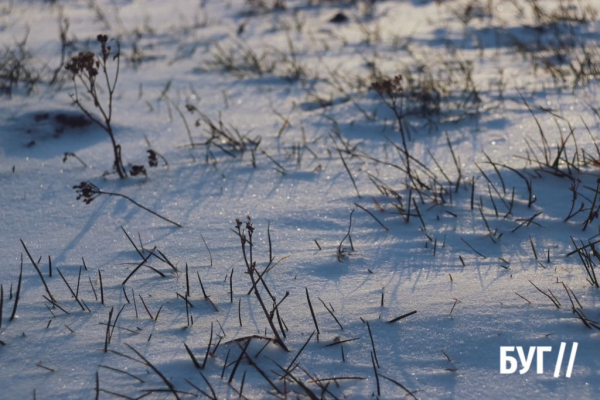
[65,35,127,178]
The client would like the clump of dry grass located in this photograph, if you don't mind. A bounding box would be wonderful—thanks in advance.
[0,32,41,97]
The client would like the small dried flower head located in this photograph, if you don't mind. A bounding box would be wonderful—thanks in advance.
[147,150,158,167]
[65,52,98,77]
[371,74,403,97]
[73,181,101,204]
[96,34,115,62]
[129,164,147,177]
[245,216,254,234]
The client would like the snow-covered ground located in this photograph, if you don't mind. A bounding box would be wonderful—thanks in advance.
[1,0,600,398]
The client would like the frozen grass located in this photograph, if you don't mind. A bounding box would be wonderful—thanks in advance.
[0,0,600,398]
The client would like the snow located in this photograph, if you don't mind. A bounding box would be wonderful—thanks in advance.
[1,0,600,398]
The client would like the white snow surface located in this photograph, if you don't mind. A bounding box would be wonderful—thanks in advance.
[0,0,600,399]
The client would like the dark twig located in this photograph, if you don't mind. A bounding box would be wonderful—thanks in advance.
[9,262,23,321]
[20,239,55,302]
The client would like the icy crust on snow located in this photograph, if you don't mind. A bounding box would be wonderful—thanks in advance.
[0,0,600,399]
